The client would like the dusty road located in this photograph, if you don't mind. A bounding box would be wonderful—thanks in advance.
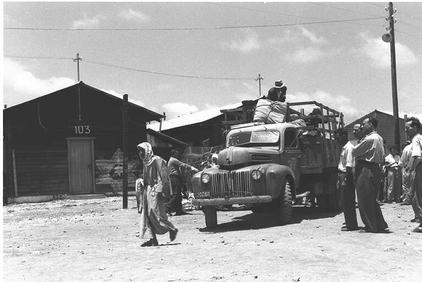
[3,197,422,281]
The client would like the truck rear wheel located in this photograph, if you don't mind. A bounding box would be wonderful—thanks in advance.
[203,206,217,228]
[274,179,293,224]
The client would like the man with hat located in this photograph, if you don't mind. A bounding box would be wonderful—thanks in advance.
[337,124,363,231]
[266,80,287,102]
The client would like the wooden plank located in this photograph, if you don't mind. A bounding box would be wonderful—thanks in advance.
[12,149,18,197]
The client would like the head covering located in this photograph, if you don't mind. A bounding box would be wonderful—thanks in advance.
[274,80,287,89]
[137,142,154,166]
[353,124,361,131]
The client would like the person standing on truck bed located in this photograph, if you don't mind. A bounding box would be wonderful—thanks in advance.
[266,80,287,102]
[338,124,362,231]
[352,117,389,233]
[167,149,199,215]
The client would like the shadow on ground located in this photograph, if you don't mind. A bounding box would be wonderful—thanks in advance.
[199,207,342,233]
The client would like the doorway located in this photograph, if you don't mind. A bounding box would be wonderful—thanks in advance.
[67,137,95,194]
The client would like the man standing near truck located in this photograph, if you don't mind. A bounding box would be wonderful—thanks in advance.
[353,117,389,233]
[338,124,362,231]
[167,149,199,215]
[406,117,422,233]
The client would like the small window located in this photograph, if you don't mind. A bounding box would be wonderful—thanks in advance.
[284,128,298,148]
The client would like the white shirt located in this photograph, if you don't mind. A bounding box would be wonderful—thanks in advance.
[353,131,385,164]
[338,140,358,172]
[398,144,412,169]
[411,133,422,159]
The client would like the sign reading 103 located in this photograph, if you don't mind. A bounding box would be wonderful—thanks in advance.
[74,125,91,135]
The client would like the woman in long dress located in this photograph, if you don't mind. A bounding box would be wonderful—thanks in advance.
[137,142,178,247]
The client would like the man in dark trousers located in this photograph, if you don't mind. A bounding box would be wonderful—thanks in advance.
[406,117,422,232]
[353,117,389,233]
[338,124,362,231]
[167,149,198,215]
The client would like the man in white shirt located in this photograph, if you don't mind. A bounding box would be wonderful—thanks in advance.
[384,146,401,203]
[338,124,362,231]
[406,117,422,232]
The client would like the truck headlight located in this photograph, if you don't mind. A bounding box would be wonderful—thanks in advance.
[201,173,211,184]
[251,169,262,180]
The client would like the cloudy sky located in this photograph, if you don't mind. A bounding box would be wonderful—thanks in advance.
[3,2,422,123]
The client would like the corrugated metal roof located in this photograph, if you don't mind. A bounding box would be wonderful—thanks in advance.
[148,102,243,131]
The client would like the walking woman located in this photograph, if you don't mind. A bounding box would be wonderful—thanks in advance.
[137,142,178,247]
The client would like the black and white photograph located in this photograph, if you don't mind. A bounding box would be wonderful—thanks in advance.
[3,1,422,281]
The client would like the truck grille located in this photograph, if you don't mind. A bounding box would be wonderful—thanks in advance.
[211,171,253,198]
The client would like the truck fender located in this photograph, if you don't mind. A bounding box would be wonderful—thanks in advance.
[264,164,296,199]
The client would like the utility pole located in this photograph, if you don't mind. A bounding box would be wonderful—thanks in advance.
[73,53,82,81]
[73,53,83,121]
[256,74,264,97]
[384,2,400,150]
[122,94,129,209]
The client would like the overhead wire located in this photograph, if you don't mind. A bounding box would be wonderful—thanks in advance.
[4,17,384,31]
[4,55,254,80]
[83,59,254,81]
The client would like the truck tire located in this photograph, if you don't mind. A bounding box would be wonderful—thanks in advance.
[274,179,293,224]
[203,206,217,228]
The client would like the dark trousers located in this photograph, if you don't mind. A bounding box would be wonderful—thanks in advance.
[412,164,422,223]
[167,175,183,214]
[356,160,388,232]
[339,171,358,228]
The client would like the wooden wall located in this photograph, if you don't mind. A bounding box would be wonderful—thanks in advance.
[13,150,69,196]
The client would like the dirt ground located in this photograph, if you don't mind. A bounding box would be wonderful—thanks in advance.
[3,196,422,282]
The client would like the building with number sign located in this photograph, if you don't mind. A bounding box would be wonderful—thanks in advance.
[3,81,162,203]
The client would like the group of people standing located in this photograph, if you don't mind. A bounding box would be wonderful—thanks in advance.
[338,116,422,233]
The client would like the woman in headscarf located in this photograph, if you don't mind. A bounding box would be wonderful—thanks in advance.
[137,142,178,247]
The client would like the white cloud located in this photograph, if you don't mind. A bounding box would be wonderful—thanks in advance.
[287,46,326,63]
[267,29,299,45]
[359,33,417,68]
[3,58,75,106]
[222,30,260,54]
[119,9,150,23]
[299,27,326,44]
[72,14,104,29]
[162,102,199,119]
[289,90,359,120]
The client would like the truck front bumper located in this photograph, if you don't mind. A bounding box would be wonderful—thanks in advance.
[192,195,273,206]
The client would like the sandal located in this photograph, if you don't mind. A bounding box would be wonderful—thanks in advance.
[169,229,178,241]
[141,238,158,247]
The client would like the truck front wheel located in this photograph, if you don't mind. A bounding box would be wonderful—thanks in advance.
[203,206,217,228]
[274,179,293,224]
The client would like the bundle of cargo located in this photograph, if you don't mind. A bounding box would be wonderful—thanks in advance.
[253,98,287,123]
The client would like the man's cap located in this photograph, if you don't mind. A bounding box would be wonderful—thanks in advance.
[274,80,286,89]
[353,124,361,130]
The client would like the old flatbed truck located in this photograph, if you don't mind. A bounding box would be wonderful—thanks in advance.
[191,101,344,228]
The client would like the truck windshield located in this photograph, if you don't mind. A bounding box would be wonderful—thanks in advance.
[227,130,280,147]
